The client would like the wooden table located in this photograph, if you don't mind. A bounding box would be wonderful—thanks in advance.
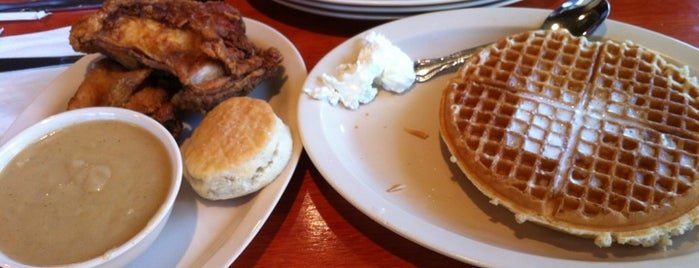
[2,0,698,266]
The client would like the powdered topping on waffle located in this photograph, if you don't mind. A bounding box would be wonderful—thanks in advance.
[440,29,699,247]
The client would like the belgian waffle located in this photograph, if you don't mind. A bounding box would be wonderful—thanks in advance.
[439,29,699,247]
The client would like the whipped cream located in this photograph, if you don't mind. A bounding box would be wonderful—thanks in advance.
[304,31,416,110]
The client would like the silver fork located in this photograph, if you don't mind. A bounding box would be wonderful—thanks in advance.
[412,44,485,83]
[413,0,610,83]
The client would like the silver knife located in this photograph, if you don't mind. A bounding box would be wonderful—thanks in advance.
[0,55,83,72]
[0,0,103,12]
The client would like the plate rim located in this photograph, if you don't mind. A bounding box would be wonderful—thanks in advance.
[308,0,498,7]
[272,0,522,20]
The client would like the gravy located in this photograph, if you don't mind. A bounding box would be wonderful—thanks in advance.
[0,120,172,265]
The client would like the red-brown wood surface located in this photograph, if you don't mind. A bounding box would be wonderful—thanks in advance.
[2,0,698,267]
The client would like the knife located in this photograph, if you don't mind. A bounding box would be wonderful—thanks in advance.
[0,0,103,12]
[0,55,83,72]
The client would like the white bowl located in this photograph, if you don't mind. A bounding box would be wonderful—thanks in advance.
[0,107,182,268]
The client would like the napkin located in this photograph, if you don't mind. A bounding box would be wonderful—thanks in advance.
[0,27,81,140]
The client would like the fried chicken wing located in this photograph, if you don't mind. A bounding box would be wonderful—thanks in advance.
[123,85,182,137]
[69,0,283,112]
[67,58,151,109]
[67,58,182,137]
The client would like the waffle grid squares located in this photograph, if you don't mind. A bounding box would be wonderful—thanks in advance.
[443,30,699,244]
[463,31,599,107]
[562,103,699,215]
[594,43,699,139]
[450,81,567,200]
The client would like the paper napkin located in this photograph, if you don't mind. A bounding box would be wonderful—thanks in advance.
[0,27,81,140]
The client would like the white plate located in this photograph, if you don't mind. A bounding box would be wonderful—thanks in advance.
[314,0,484,7]
[0,18,306,267]
[298,8,699,268]
[284,0,509,13]
[273,0,520,20]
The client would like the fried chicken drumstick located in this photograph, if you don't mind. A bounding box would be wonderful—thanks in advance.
[69,0,283,112]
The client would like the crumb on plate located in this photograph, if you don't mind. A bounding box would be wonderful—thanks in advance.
[403,127,429,139]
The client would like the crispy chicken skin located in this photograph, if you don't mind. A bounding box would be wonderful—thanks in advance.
[67,58,182,137]
[70,0,283,112]
[67,58,151,109]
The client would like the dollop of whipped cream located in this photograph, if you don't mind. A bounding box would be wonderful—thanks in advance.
[304,31,416,110]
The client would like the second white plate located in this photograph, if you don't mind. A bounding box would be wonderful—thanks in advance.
[299,7,699,268]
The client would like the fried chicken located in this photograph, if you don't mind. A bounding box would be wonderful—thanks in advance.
[67,58,151,109]
[69,0,283,112]
[67,58,182,137]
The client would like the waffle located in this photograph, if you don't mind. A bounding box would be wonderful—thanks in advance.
[439,29,699,247]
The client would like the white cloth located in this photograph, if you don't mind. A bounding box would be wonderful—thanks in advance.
[0,27,80,139]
